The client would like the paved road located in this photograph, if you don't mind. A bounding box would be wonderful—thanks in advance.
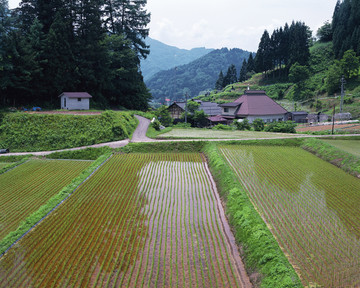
[131,115,153,142]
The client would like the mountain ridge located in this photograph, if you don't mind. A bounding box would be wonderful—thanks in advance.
[145,47,252,104]
[140,38,214,81]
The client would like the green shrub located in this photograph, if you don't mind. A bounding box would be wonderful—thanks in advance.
[212,123,232,130]
[234,119,251,130]
[253,118,265,131]
[151,119,161,131]
[265,121,297,133]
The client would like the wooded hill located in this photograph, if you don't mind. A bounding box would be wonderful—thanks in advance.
[146,48,251,105]
[197,0,360,119]
[140,38,214,81]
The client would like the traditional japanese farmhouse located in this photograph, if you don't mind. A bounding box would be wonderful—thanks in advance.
[220,90,288,123]
[59,92,92,110]
[168,100,222,119]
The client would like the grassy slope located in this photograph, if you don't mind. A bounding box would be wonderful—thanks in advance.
[321,139,360,157]
[302,137,360,177]
[0,111,137,152]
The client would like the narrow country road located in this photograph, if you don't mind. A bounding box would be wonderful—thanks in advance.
[131,115,153,142]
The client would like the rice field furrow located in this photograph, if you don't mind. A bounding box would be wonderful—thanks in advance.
[0,153,249,288]
[220,144,360,287]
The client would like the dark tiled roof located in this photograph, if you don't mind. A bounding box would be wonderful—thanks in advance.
[200,102,222,116]
[208,115,228,122]
[59,92,92,98]
[169,101,221,116]
[220,102,240,107]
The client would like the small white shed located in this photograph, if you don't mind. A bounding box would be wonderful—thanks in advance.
[59,92,92,110]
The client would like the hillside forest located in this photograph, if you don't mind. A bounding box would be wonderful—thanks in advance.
[0,0,151,110]
[208,0,360,118]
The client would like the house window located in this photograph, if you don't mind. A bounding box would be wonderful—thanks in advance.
[64,98,66,107]
[224,108,229,113]
[78,98,82,102]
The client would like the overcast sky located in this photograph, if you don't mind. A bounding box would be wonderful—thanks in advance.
[9,0,338,52]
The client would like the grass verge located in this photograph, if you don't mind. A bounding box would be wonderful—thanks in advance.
[0,153,111,256]
[301,137,360,178]
[120,141,206,153]
[0,155,32,174]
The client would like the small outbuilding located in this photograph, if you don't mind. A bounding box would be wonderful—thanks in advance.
[59,92,92,110]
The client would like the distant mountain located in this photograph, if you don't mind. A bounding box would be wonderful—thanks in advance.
[146,48,253,103]
[140,38,214,81]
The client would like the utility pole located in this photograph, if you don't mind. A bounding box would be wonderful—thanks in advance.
[331,104,336,135]
[340,75,346,113]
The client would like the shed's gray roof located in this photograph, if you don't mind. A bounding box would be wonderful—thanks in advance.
[169,101,221,116]
[59,92,92,98]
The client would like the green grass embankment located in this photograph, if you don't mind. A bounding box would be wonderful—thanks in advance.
[0,155,32,174]
[302,137,360,178]
[203,142,303,288]
[0,111,137,152]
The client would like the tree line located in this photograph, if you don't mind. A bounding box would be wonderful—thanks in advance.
[214,21,311,90]
[0,0,151,110]
[332,0,360,59]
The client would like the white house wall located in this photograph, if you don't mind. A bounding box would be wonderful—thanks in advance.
[60,96,90,110]
[247,114,286,123]
[222,107,238,116]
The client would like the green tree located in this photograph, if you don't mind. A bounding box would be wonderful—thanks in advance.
[105,0,150,60]
[186,100,200,113]
[326,61,341,94]
[223,64,237,86]
[340,49,360,79]
[289,62,311,101]
[215,70,224,90]
[155,105,173,127]
[255,30,272,74]
[317,21,333,42]
[193,110,208,128]
[239,59,247,82]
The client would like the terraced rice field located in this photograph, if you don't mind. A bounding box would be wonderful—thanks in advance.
[321,139,360,157]
[219,145,360,287]
[0,159,92,240]
[0,153,249,288]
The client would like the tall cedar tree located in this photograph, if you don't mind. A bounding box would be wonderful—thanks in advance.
[239,59,247,82]
[223,64,237,87]
[0,0,151,109]
[332,0,360,58]
[105,0,150,61]
[215,70,224,90]
[254,22,311,77]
